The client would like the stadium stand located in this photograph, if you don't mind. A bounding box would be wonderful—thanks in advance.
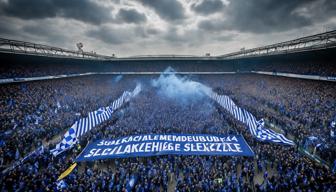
[0,71,335,191]
[1,47,336,78]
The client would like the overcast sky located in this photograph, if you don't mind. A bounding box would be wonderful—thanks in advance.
[0,0,335,57]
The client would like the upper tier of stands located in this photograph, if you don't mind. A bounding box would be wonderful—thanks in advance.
[0,47,335,79]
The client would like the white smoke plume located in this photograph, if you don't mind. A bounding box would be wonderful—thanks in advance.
[151,67,212,102]
[131,83,142,97]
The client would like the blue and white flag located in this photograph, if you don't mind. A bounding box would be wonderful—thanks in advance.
[56,180,68,190]
[50,85,142,156]
[50,124,78,156]
[21,145,44,162]
[2,145,44,175]
[208,92,295,145]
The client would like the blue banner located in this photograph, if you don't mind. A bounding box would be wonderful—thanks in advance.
[76,134,254,161]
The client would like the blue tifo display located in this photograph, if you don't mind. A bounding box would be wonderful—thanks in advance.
[76,134,254,161]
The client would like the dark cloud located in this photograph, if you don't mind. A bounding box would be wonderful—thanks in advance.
[215,34,236,42]
[139,0,185,21]
[1,0,112,24]
[147,28,160,35]
[198,0,329,33]
[116,8,146,24]
[163,27,183,43]
[0,17,22,37]
[0,0,335,56]
[87,25,158,45]
[87,25,155,44]
[134,26,150,38]
[198,19,226,32]
[87,26,128,44]
[305,0,336,20]
[163,27,205,47]
[22,24,67,44]
[226,0,313,33]
[191,0,224,15]
[1,0,56,19]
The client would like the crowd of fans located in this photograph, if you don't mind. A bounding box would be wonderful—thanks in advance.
[0,75,136,166]
[244,61,336,76]
[198,74,336,163]
[0,60,235,78]
[0,73,335,191]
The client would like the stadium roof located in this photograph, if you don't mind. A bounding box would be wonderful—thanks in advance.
[0,30,335,60]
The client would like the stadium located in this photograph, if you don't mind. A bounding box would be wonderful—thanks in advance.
[0,0,336,191]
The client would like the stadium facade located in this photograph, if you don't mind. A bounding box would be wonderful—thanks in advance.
[0,30,335,80]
